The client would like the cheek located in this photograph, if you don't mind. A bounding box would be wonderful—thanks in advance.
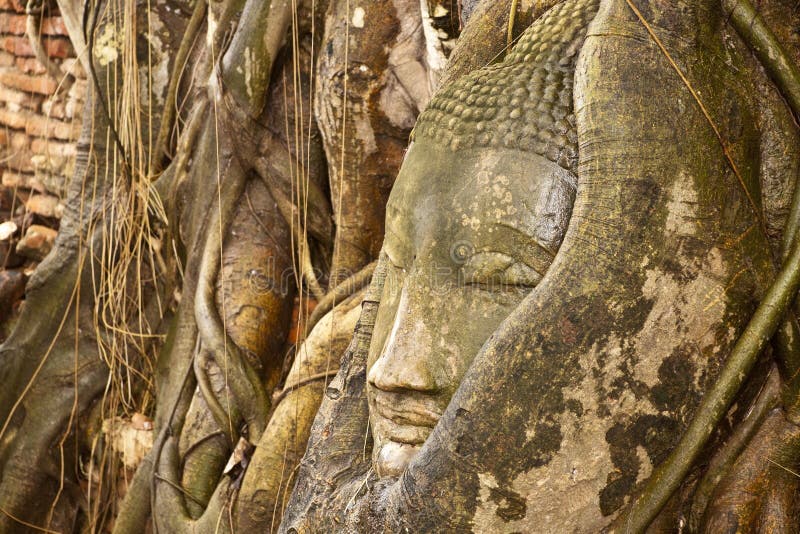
[426,288,529,385]
[437,288,527,388]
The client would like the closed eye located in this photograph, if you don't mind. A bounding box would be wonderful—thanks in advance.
[460,251,543,291]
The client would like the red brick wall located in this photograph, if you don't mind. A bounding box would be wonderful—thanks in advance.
[0,0,84,334]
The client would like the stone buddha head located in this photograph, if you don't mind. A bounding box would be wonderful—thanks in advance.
[365,12,589,477]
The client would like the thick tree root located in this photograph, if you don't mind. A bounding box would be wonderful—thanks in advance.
[303,260,376,337]
[194,169,269,441]
[255,169,325,301]
[611,1,800,530]
[153,436,234,533]
[151,0,208,174]
[193,349,237,444]
[701,408,800,532]
[609,155,800,532]
[688,369,781,530]
[236,289,366,531]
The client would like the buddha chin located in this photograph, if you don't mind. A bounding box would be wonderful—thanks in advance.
[369,386,442,477]
[375,442,418,478]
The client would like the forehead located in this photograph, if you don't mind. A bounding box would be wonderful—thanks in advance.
[386,141,573,241]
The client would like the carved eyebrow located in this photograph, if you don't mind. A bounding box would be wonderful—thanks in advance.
[470,222,557,277]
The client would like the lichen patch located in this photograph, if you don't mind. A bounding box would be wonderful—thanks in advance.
[351,7,365,28]
[633,247,730,389]
[94,25,120,66]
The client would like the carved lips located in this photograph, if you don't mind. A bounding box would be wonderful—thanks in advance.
[371,391,443,446]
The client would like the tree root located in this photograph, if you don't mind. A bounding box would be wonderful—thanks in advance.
[608,2,800,531]
[220,0,293,117]
[272,370,340,406]
[151,0,208,174]
[701,408,800,532]
[158,101,209,228]
[153,436,234,534]
[303,260,376,338]
[193,349,237,444]
[688,368,781,530]
[235,286,368,531]
[609,195,800,531]
[255,169,325,301]
[194,169,269,441]
[722,0,800,126]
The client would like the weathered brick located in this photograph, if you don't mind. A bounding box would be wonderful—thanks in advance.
[0,51,14,67]
[0,70,57,94]
[16,223,57,259]
[1,150,35,172]
[0,0,27,13]
[1,36,32,56]
[24,112,77,140]
[0,107,28,129]
[42,37,71,59]
[15,56,46,75]
[8,131,28,150]
[64,95,79,118]
[30,136,74,156]
[0,219,17,240]
[40,97,64,118]
[0,14,68,36]
[67,77,85,99]
[25,194,60,218]
[60,57,84,78]
[0,13,26,35]
[0,3,80,207]
[0,83,42,108]
[2,170,44,192]
[0,36,72,59]
[30,152,70,174]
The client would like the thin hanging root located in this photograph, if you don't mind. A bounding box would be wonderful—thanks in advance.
[194,349,235,444]
[688,369,780,529]
[151,0,208,175]
[255,170,325,300]
[303,260,377,339]
[194,170,269,441]
[506,0,519,55]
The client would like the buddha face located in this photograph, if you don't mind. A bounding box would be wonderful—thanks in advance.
[366,140,575,477]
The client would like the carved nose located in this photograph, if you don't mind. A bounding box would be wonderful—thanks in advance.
[368,289,439,393]
[368,348,439,393]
